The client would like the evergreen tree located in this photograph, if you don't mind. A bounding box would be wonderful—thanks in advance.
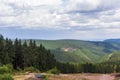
[3,38,13,64]
[22,41,29,67]
[13,39,24,69]
[0,35,5,64]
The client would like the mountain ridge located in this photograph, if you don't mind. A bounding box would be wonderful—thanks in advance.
[21,39,120,63]
[104,39,120,43]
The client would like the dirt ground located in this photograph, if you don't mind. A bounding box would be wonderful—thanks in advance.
[48,74,115,80]
[13,73,116,80]
[13,75,25,80]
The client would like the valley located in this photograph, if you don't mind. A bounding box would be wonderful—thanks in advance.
[22,39,120,63]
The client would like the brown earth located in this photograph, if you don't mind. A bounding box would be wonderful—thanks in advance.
[48,74,115,80]
[13,73,116,80]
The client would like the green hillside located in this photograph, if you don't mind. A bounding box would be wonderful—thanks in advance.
[105,52,120,62]
[22,39,120,63]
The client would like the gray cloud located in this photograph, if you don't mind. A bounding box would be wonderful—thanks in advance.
[0,0,120,36]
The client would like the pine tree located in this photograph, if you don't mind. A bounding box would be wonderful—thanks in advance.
[0,35,4,64]
[22,41,29,67]
[3,38,15,64]
[13,39,24,69]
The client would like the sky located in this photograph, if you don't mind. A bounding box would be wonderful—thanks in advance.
[0,0,120,41]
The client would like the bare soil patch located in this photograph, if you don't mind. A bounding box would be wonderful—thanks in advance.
[48,74,115,80]
[13,73,115,80]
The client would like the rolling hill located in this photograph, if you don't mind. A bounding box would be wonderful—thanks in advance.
[22,39,120,63]
[102,52,120,62]
[104,39,120,43]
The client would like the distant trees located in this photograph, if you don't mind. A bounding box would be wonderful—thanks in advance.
[56,62,118,73]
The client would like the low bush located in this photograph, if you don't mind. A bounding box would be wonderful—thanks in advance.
[40,75,47,79]
[0,66,11,74]
[24,67,40,73]
[0,64,13,74]
[5,64,13,73]
[0,74,13,80]
[47,67,60,75]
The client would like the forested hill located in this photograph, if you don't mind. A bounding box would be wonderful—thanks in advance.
[21,39,120,63]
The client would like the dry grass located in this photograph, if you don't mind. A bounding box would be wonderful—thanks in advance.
[12,73,115,80]
[48,74,115,80]
[13,75,25,80]
[48,74,91,80]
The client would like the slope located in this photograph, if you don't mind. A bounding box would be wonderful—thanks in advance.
[21,39,120,63]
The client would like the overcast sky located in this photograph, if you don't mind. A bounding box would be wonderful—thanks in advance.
[0,0,120,41]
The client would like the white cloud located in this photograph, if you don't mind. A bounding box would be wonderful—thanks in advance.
[0,3,14,16]
[99,0,120,10]
[62,0,100,12]
[0,0,120,32]
[2,0,61,6]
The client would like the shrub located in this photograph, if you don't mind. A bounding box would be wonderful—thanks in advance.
[0,64,13,74]
[5,64,13,73]
[0,66,11,74]
[24,67,40,73]
[40,75,47,79]
[0,74,13,80]
[47,67,60,75]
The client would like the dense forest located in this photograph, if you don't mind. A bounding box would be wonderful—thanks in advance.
[0,34,120,74]
[0,35,56,71]
[57,62,120,73]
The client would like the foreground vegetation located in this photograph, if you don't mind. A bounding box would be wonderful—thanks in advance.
[0,65,13,80]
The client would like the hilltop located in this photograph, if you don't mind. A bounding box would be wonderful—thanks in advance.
[21,39,120,63]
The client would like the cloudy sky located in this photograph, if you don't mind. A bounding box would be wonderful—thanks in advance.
[0,0,120,41]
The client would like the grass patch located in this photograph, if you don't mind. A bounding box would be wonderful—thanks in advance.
[0,74,13,80]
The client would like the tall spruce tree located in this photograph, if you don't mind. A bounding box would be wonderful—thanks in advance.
[22,40,29,67]
[0,35,4,64]
[13,39,24,69]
